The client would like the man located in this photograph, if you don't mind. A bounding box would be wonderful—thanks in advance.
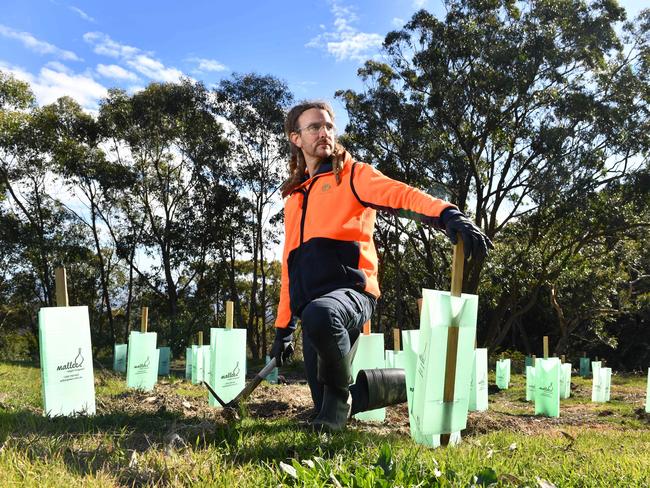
[270,100,492,431]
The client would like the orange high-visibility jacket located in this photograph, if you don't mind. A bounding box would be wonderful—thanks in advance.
[274,151,456,329]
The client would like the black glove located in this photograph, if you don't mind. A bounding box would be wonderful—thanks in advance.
[270,328,294,367]
[440,208,493,260]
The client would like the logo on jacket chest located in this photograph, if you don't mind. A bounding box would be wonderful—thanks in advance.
[321,183,332,193]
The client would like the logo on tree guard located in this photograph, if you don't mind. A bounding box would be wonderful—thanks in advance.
[57,348,84,371]
[539,383,553,394]
[134,356,151,369]
[221,361,241,380]
[322,183,332,193]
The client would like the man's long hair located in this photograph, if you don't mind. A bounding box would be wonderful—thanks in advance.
[281,100,346,198]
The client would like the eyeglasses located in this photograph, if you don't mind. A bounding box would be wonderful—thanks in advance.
[295,122,336,136]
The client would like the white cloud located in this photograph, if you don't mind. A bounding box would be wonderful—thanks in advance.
[305,1,383,62]
[83,32,139,58]
[392,17,405,28]
[83,32,185,83]
[0,24,81,61]
[413,0,427,8]
[69,6,95,23]
[126,54,184,83]
[187,57,228,73]
[0,60,107,110]
[96,63,139,82]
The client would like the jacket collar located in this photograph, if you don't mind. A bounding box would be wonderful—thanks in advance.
[293,152,353,192]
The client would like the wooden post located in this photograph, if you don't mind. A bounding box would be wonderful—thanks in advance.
[225,300,234,329]
[561,355,565,364]
[441,235,463,447]
[582,351,586,357]
[393,328,401,351]
[140,307,148,333]
[543,336,549,359]
[198,331,203,347]
[532,354,536,366]
[55,267,69,307]
[363,320,371,335]
[417,298,423,314]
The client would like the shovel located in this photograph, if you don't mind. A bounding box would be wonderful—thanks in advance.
[203,357,279,421]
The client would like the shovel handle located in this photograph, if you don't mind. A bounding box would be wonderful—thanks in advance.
[450,234,464,297]
[442,235,464,446]
[226,357,278,408]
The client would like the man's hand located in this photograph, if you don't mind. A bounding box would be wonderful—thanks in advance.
[441,208,493,260]
[270,331,294,367]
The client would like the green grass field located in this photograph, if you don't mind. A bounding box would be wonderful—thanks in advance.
[1,360,649,487]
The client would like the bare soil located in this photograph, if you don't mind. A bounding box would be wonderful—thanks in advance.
[96,374,650,441]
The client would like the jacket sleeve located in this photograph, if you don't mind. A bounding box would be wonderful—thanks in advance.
[274,204,294,330]
[350,162,456,228]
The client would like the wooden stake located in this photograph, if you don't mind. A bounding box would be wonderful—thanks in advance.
[198,331,203,347]
[561,355,565,364]
[140,307,148,333]
[55,267,69,307]
[582,351,586,357]
[441,235,463,447]
[363,320,371,335]
[543,336,549,359]
[393,328,401,351]
[417,298,422,314]
[532,354,536,366]
[225,300,234,329]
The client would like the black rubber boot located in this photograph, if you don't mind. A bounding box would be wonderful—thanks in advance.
[310,348,354,432]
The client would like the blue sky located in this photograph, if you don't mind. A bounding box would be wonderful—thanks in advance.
[1,0,647,128]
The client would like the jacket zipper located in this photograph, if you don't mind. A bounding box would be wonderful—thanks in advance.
[298,175,323,245]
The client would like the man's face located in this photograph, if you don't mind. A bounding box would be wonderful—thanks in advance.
[290,108,335,163]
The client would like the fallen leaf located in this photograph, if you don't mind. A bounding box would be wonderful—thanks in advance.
[181,401,193,409]
[434,468,442,478]
[329,473,343,488]
[128,450,138,468]
[279,461,297,479]
[536,476,557,488]
[509,442,518,451]
[144,396,157,404]
[560,431,575,441]
[302,459,315,469]
[486,448,494,459]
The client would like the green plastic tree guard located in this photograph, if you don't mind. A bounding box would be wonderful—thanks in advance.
[265,355,278,384]
[591,361,602,402]
[208,328,247,407]
[593,365,612,403]
[113,343,127,373]
[202,345,211,382]
[402,329,461,447]
[191,345,204,384]
[352,332,387,422]
[185,347,192,379]
[469,348,488,412]
[526,365,536,402]
[126,331,159,391]
[559,362,572,399]
[157,347,171,376]
[39,306,96,417]
[534,358,561,418]
[580,357,591,377]
[645,368,650,413]
[496,358,511,390]
[413,288,478,436]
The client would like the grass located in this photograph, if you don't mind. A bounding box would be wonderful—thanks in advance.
[1,360,649,487]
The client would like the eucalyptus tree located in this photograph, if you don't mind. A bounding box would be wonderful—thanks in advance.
[42,96,136,344]
[214,73,293,359]
[337,0,650,346]
[99,79,230,342]
[0,72,82,308]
